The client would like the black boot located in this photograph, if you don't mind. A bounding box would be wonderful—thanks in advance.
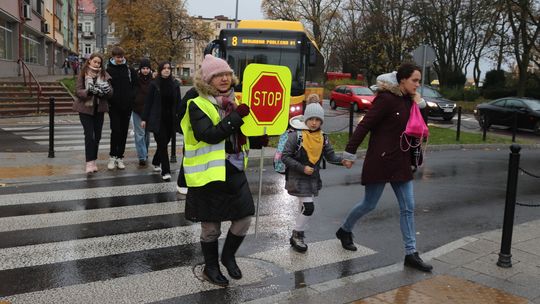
[404,252,433,272]
[221,231,245,279]
[336,227,357,251]
[201,241,229,286]
[290,230,308,252]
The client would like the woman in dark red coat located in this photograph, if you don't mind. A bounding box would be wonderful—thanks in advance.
[336,63,433,272]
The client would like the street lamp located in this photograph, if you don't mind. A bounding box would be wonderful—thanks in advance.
[235,0,239,28]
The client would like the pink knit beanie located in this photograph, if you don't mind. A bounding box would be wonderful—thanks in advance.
[200,54,233,82]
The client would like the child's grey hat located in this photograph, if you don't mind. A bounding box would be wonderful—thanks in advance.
[303,102,324,123]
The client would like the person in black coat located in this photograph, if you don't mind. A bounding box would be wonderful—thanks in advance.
[141,61,181,181]
[176,86,198,194]
[106,46,139,170]
[182,55,267,287]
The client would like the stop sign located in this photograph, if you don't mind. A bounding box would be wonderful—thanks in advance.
[248,72,285,125]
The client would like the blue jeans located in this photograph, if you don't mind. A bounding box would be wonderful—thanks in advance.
[132,112,150,161]
[341,181,417,255]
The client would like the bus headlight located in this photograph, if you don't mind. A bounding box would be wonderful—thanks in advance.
[290,105,302,112]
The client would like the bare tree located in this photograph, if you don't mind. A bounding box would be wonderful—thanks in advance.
[261,0,343,68]
[504,0,540,96]
[410,0,480,87]
[465,1,502,87]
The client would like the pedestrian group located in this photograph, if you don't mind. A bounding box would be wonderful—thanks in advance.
[72,48,432,287]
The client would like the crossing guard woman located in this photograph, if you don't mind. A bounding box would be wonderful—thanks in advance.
[182,54,263,287]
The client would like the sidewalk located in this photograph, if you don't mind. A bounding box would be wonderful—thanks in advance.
[247,219,540,304]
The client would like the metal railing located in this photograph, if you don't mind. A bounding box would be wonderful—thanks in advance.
[17,58,43,113]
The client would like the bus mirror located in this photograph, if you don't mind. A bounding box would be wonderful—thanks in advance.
[204,39,223,56]
[308,43,317,66]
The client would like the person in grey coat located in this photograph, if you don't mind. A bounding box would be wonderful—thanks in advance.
[281,102,352,252]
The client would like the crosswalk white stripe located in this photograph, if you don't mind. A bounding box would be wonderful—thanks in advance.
[2,240,376,303]
[3,260,270,304]
[0,183,177,206]
[2,125,83,131]
[0,215,281,270]
[0,201,185,232]
[251,240,376,272]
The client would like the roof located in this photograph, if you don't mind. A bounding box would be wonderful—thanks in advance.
[78,0,96,14]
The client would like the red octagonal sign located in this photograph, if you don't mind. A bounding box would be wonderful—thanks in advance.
[248,72,286,125]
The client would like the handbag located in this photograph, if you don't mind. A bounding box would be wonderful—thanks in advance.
[401,102,429,170]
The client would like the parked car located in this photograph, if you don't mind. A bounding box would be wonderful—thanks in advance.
[421,86,456,121]
[329,85,374,112]
[473,97,540,134]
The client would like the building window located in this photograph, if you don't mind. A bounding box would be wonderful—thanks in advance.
[84,44,92,55]
[185,52,191,60]
[22,32,40,64]
[227,23,232,29]
[216,23,220,29]
[108,23,115,34]
[84,22,92,33]
[182,68,190,77]
[0,22,13,60]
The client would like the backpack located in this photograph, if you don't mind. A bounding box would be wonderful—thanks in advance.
[273,130,303,174]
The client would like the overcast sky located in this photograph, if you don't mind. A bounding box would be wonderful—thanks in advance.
[186,0,264,20]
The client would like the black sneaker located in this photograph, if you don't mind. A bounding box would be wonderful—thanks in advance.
[138,159,147,166]
[404,252,433,272]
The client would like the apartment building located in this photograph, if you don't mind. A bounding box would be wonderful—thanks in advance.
[77,0,96,59]
[178,15,236,80]
[0,0,79,77]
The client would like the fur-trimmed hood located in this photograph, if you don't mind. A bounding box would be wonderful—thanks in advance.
[375,71,425,108]
[193,69,239,100]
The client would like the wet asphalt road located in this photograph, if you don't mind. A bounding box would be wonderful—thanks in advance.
[1,147,539,303]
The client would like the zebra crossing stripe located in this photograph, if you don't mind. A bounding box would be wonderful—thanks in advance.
[0,201,185,232]
[2,240,376,303]
[251,240,376,273]
[0,183,177,206]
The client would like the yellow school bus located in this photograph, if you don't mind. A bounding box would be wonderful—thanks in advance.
[204,20,325,118]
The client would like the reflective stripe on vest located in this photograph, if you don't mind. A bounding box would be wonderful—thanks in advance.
[181,96,226,187]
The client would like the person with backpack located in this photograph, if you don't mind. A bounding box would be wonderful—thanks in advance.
[281,102,352,253]
[106,46,139,170]
[335,62,433,272]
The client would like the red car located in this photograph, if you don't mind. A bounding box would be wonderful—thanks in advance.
[329,85,375,112]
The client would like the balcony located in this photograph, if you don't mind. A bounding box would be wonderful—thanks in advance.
[82,32,95,38]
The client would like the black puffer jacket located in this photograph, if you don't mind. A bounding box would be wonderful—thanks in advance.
[106,61,138,111]
[142,77,181,134]
[184,98,254,222]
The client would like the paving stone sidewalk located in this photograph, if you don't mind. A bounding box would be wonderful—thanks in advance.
[247,219,540,304]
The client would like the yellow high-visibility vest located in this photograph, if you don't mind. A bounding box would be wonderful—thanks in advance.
[181,96,249,187]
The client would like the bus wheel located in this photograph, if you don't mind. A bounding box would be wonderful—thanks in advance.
[330,99,337,110]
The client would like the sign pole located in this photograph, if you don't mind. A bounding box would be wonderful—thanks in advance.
[254,126,266,238]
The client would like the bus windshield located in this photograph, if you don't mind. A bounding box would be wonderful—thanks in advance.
[226,48,305,95]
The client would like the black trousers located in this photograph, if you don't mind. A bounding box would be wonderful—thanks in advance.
[109,107,132,158]
[79,112,104,162]
[152,121,172,175]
